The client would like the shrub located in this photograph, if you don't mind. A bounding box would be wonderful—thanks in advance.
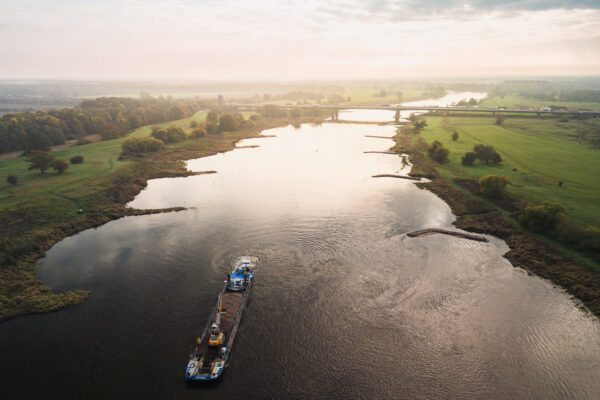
[190,127,207,138]
[151,126,186,143]
[413,119,427,131]
[479,175,509,198]
[473,144,502,165]
[580,226,600,252]
[6,174,18,186]
[427,140,449,163]
[70,155,84,164]
[495,116,505,126]
[27,150,55,174]
[51,159,69,174]
[219,113,240,132]
[249,114,260,121]
[76,138,91,146]
[451,131,459,141]
[121,137,165,154]
[461,151,477,166]
[190,120,198,128]
[518,201,565,232]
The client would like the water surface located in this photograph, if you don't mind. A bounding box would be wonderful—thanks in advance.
[1,100,599,400]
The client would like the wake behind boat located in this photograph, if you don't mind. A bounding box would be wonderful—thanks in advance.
[185,256,257,382]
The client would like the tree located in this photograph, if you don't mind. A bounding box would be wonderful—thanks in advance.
[206,111,219,124]
[6,174,18,186]
[473,144,502,165]
[428,140,449,163]
[51,159,69,174]
[519,201,565,232]
[479,175,509,198]
[461,151,477,166]
[219,113,240,132]
[451,131,459,141]
[70,155,84,164]
[413,119,427,131]
[190,127,207,138]
[121,137,164,154]
[27,150,55,174]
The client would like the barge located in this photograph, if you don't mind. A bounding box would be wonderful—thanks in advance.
[185,256,257,382]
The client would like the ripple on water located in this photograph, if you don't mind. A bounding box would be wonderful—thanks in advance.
[1,115,599,400]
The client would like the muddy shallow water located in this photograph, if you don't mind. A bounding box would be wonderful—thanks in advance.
[1,109,599,399]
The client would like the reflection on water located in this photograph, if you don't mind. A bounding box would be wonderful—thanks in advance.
[1,105,599,400]
[338,91,488,122]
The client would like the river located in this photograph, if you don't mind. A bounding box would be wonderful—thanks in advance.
[1,93,600,399]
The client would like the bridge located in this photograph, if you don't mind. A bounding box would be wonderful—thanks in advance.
[232,104,600,123]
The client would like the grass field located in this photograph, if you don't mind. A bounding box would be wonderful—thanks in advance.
[0,111,211,210]
[481,95,600,111]
[420,116,600,227]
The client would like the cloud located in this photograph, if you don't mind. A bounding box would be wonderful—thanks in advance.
[317,0,600,21]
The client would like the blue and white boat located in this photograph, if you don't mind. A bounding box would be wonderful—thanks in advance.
[185,256,257,382]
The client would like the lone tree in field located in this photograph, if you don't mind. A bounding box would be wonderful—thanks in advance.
[479,175,509,198]
[427,140,449,163]
[452,131,459,141]
[473,144,502,165]
[518,201,565,232]
[6,174,18,186]
[51,159,69,174]
[70,155,84,164]
[461,151,477,166]
[27,150,56,174]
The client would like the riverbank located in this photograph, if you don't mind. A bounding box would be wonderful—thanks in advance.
[393,125,600,317]
[0,115,316,322]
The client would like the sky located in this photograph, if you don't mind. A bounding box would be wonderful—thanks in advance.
[1,0,599,80]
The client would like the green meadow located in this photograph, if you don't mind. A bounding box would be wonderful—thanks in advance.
[420,116,600,227]
[0,111,209,210]
[480,95,600,111]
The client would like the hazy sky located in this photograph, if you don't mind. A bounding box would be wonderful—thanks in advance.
[1,0,599,80]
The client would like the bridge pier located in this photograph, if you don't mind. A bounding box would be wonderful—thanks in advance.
[332,110,339,121]
[394,110,400,124]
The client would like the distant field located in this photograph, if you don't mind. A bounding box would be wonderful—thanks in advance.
[345,87,429,106]
[481,95,600,111]
[420,116,600,227]
[0,111,208,210]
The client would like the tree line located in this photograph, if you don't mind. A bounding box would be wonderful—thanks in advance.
[0,96,205,153]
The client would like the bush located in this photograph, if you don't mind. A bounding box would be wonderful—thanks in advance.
[219,113,240,132]
[495,116,505,126]
[479,175,509,198]
[27,150,56,174]
[427,140,449,163]
[413,119,427,131]
[6,174,18,186]
[190,120,198,128]
[461,151,476,166]
[70,155,84,164]
[473,144,502,165]
[121,137,165,154]
[249,114,260,121]
[580,226,600,252]
[190,127,207,138]
[518,201,564,232]
[75,138,91,146]
[151,126,187,143]
[51,159,69,174]
[451,131,459,141]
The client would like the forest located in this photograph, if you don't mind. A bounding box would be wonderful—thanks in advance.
[0,96,205,153]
